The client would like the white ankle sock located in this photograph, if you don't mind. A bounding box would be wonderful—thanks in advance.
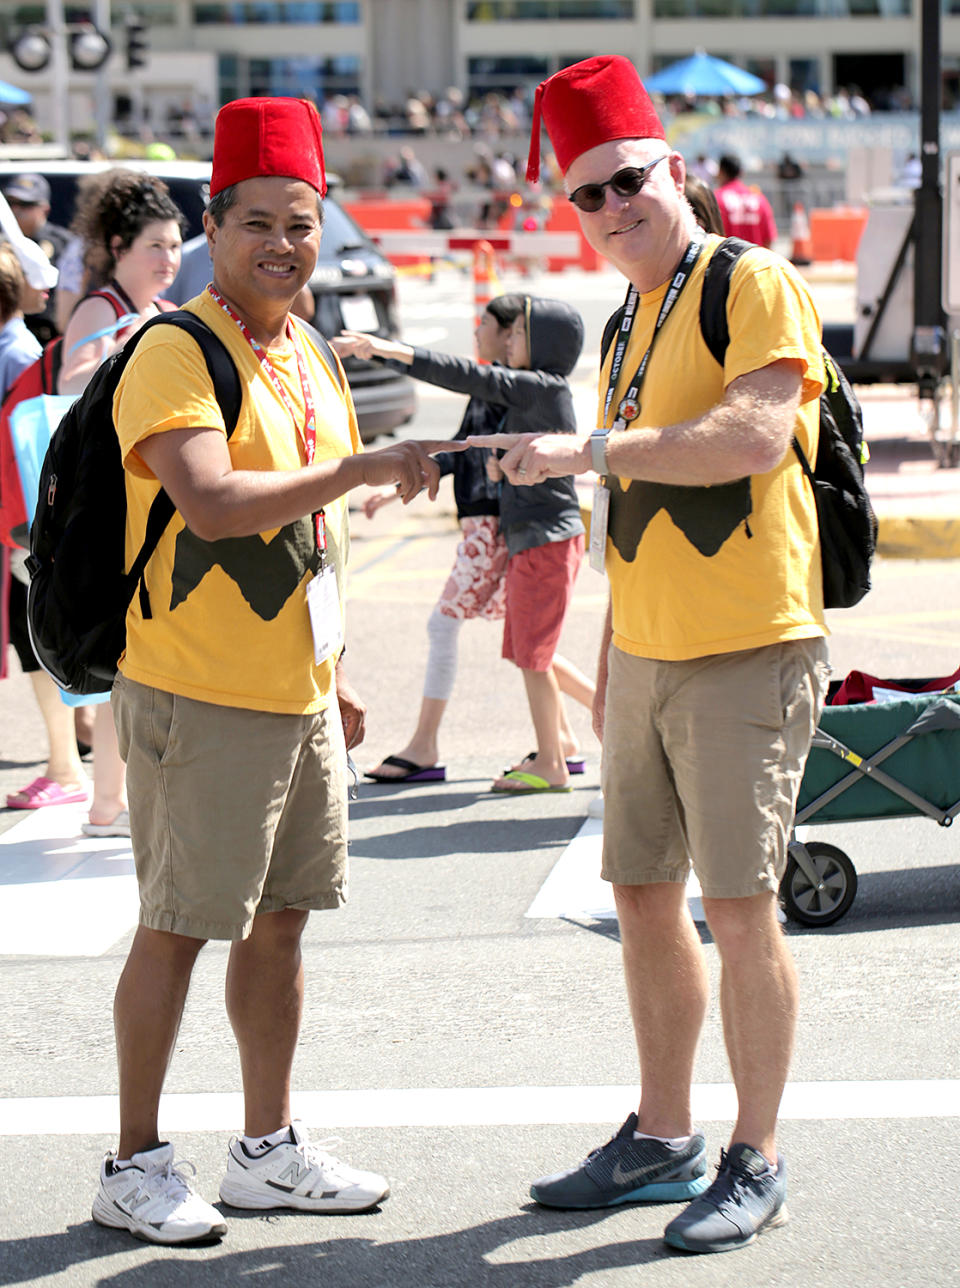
[632,1131,694,1149]
[242,1125,291,1155]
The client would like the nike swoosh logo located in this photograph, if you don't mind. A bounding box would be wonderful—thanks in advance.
[610,1158,675,1186]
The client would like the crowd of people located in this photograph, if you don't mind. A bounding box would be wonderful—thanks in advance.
[1,56,834,1263]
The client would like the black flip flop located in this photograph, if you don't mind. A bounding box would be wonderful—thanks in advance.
[364,755,447,783]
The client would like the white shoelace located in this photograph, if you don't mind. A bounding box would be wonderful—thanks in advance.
[135,1155,199,1201]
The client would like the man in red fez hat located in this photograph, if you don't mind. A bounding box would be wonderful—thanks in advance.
[472,55,828,1255]
[93,96,454,1245]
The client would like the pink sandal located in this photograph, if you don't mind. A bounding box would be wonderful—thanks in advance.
[6,776,90,810]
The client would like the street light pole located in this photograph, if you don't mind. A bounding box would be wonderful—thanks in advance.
[47,0,69,155]
[93,0,112,152]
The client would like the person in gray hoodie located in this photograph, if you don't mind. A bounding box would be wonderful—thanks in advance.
[333,294,592,792]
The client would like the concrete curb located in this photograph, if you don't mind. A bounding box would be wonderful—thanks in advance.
[876,515,960,560]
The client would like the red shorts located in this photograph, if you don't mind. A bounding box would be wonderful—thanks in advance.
[502,534,584,672]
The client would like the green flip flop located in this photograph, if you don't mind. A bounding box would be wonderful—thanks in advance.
[490,770,572,795]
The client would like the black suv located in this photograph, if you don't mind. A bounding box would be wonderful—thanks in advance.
[0,159,416,443]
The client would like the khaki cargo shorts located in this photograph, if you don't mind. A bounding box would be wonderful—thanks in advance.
[112,675,348,940]
[601,638,830,898]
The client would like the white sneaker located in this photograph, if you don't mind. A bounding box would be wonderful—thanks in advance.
[92,1142,227,1244]
[219,1122,390,1212]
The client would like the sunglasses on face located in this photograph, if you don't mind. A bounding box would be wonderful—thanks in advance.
[567,155,668,213]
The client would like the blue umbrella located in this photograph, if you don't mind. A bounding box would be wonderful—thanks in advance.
[0,80,32,107]
[645,52,766,98]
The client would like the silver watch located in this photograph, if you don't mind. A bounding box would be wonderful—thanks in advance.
[589,431,609,476]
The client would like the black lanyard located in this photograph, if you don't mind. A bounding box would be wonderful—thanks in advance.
[109,278,139,315]
[602,234,705,431]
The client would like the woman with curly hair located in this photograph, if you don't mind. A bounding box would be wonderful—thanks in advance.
[58,168,184,835]
[59,168,183,395]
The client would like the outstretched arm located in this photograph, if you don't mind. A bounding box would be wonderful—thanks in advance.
[136,428,459,543]
[466,360,804,488]
[331,331,414,365]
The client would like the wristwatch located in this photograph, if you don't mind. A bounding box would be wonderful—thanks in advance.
[589,430,609,477]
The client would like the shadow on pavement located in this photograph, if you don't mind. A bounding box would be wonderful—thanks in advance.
[0,1210,673,1288]
[350,813,585,861]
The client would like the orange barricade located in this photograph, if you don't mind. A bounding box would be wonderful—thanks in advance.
[544,199,605,273]
[340,196,432,267]
[808,207,868,262]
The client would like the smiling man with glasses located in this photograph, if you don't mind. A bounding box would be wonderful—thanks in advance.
[470,54,829,1257]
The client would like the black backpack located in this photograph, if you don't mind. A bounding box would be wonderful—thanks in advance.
[26,311,347,696]
[600,237,877,609]
[25,312,242,695]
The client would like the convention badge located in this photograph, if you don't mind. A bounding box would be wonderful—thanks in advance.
[306,565,344,665]
[617,395,641,423]
[589,481,610,574]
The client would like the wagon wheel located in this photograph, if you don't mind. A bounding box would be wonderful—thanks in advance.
[780,842,858,927]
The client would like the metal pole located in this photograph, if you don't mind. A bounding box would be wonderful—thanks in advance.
[47,0,69,155]
[93,0,112,154]
[912,0,946,403]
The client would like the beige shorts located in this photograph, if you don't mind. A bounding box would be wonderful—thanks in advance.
[601,639,829,898]
[112,675,348,940]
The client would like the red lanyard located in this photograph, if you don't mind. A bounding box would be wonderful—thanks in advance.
[207,285,326,557]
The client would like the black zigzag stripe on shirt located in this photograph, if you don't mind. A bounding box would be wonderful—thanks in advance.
[607,475,753,563]
[169,515,322,619]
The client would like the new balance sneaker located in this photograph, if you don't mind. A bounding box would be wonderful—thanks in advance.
[91,1143,227,1245]
[530,1113,709,1209]
[219,1122,390,1212]
[664,1143,788,1253]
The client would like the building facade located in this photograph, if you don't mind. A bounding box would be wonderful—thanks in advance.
[0,0,957,150]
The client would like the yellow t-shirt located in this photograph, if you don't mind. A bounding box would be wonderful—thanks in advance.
[598,236,827,661]
[113,291,361,713]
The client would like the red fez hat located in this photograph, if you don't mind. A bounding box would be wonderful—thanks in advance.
[526,56,665,183]
[211,97,326,197]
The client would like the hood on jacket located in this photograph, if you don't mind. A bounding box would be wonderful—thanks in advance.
[524,296,585,376]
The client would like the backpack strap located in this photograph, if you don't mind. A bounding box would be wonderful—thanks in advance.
[600,307,626,366]
[698,235,753,367]
[125,311,242,618]
[599,234,755,370]
[698,235,813,482]
[40,339,62,396]
[295,317,346,392]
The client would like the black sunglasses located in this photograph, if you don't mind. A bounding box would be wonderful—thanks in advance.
[567,156,668,213]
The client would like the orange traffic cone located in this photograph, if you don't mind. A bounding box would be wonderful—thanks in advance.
[473,239,496,331]
[790,202,813,266]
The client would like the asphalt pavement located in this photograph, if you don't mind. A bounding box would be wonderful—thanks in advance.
[1,264,958,1287]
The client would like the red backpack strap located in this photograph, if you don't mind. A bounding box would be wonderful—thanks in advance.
[40,337,62,395]
[86,286,128,319]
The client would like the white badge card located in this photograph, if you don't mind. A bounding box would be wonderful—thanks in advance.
[306,565,344,665]
[589,481,610,573]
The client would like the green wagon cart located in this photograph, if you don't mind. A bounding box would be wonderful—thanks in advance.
[783,689,960,926]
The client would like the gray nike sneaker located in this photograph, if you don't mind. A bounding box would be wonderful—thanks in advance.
[664,1143,788,1253]
[530,1113,709,1209]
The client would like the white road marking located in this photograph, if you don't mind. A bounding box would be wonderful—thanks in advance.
[1,1081,956,1136]
[526,810,705,923]
[0,805,138,957]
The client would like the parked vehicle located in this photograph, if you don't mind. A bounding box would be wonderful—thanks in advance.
[0,158,416,443]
